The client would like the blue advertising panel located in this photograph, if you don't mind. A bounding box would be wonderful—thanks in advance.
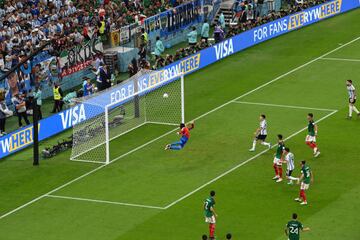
[1,0,359,159]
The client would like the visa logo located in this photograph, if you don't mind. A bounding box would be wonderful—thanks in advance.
[214,39,234,60]
[60,104,87,129]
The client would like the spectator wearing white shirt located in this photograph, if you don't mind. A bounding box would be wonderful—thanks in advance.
[12,93,30,128]
[0,99,13,136]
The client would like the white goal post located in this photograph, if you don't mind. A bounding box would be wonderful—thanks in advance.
[70,70,185,164]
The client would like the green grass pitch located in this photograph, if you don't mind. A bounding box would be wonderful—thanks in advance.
[1,9,360,240]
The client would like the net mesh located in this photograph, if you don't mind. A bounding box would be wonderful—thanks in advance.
[70,70,183,163]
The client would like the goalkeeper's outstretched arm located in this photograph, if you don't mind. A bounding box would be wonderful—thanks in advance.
[186,121,195,130]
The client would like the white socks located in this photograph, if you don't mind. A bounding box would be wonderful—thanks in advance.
[349,105,360,117]
[353,106,360,114]
[252,140,257,149]
[288,176,299,181]
[261,142,271,147]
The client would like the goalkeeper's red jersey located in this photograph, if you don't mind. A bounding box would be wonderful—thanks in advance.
[180,127,190,139]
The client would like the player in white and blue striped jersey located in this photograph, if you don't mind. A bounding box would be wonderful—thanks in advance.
[346,79,360,119]
[249,114,271,152]
[283,147,297,185]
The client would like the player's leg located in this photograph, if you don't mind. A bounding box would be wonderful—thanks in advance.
[300,183,308,205]
[353,106,360,115]
[260,135,271,149]
[276,163,283,182]
[165,140,181,150]
[167,137,187,150]
[295,182,308,205]
[310,140,320,157]
[349,100,360,118]
[306,135,320,156]
[272,160,279,180]
[348,102,353,118]
[249,137,258,151]
[305,135,312,149]
[260,140,271,148]
[209,216,216,240]
[287,171,298,184]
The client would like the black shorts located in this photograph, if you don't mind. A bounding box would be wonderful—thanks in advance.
[286,170,293,177]
[349,98,356,104]
[256,135,267,140]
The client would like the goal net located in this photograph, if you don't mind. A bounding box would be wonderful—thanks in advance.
[70,70,184,164]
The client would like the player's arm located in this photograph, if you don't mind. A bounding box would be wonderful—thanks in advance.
[314,123,318,136]
[297,173,304,184]
[280,148,285,162]
[210,206,217,217]
[353,88,357,100]
[186,121,195,130]
[255,127,261,135]
[284,226,289,237]
[310,170,314,183]
[302,227,310,232]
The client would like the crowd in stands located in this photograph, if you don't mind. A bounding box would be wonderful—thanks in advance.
[0,0,330,137]
[129,0,329,74]
[0,0,186,74]
[226,0,329,38]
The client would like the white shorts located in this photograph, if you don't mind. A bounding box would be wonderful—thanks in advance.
[305,135,316,142]
[300,182,310,190]
[205,215,216,224]
[273,157,282,165]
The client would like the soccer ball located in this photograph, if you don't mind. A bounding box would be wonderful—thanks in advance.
[163,93,169,98]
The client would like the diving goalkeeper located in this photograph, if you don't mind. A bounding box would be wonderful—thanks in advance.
[165,122,195,150]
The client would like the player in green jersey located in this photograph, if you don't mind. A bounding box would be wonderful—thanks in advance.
[273,134,285,182]
[305,113,320,157]
[294,161,314,205]
[285,213,310,240]
[204,191,217,240]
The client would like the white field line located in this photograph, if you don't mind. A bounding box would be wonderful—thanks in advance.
[145,121,179,126]
[320,57,360,62]
[163,110,338,209]
[0,36,358,220]
[45,194,165,210]
[232,101,337,112]
[70,159,105,164]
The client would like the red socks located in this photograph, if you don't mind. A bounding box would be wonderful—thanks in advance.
[278,167,283,178]
[300,190,307,202]
[209,223,215,238]
[273,164,278,176]
[306,142,317,149]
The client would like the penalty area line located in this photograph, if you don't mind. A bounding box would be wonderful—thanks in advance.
[232,101,337,112]
[163,110,338,209]
[320,57,360,62]
[45,194,165,210]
